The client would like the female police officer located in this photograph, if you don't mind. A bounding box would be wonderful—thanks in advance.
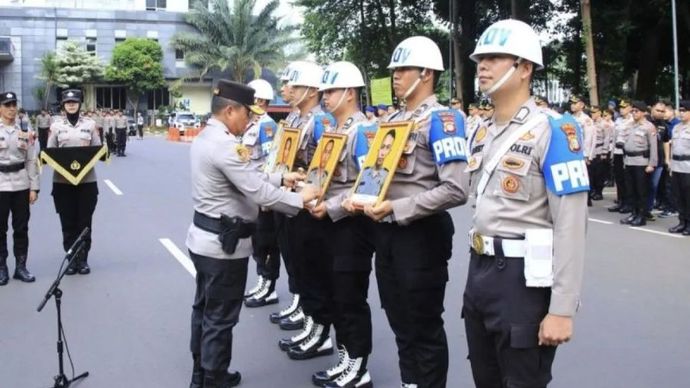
[47,89,101,275]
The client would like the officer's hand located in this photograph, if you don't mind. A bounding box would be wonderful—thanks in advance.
[645,165,654,174]
[342,198,358,214]
[29,190,38,205]
[283,172,306,188]
[309,202,328,219]
[538,314,573,346]
[300,184,320,205]
[363,200,393,221]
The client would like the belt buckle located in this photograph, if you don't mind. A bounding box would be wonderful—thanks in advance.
[472,232,484,254]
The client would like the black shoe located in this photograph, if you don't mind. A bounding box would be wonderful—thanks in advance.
[279,316,313,351]
[683,227,690,236]
[0,262,8,286]
[13,256,35,282]
[312,345,349,386]
[608,204,622,212]
[78,258,91,275]
[287,324,334,360]
[190,354,204,388]
[279,307,305,331]
[270,294,300,323]
[644,212,656,221]
[244,276,266,298]
[592,194,604,201]
[669,221,687,234]
[620,213,636,225]
[203,370,241,388]
[324,357,372,388]
[629,215,646,226]
[618,206,633,214]
[587,197,592,207]
[244,280,278,308]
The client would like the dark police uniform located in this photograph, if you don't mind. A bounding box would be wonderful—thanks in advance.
[375,94,468,387]
[0,92,40,285]
[185,80,305,388]
[465,98,588,388]
[48,89,101,275]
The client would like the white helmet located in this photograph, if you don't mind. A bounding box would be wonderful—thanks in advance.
[288,61,323,89]
[388,36,444,71]
[279,64,293,81]
[247,79,274,101]
[319,61,365,91]
[470,19,543,69]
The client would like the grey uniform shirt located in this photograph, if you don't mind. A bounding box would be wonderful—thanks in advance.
[671,122,690,173]
[36,114,52,129]
[293,105,324,170]
[384,94,469,225]
[574,112,595,159]
[623,118,657,167]
[185,118,304,260]
[0,121,39,192]
[47,116,101,184]
[467,98,588,317]
[613,115,633,155]
[114,116,127,129]
[323,112,368,221]
[592,118,611,156]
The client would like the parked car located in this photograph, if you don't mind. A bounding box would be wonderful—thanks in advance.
[125,116,137,136]
[170,112,200,134]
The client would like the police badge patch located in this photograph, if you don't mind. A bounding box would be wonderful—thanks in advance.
[560,123,581,153]
[475,126,488,143]
[236,144,250,162]
[438,111,456,134]
[501,176,520,194]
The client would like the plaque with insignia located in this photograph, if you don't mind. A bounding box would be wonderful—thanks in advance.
[40,145,108,185]
[350,121,413,209]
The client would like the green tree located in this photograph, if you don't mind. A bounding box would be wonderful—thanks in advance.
[55,41,104,87]
[35,51,64,110]
[170,0,297,82]
[105,38,165,117]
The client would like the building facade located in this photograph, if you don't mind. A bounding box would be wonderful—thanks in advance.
[0,0,216,114]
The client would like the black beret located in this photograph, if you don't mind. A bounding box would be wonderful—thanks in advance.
[213,79,263,115]
[0,91,17,105]
[61,89,82,103]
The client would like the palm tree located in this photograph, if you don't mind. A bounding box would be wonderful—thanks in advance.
[171,0,298,82]
[36,52,64,110]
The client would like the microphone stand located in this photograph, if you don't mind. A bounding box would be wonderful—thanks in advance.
[37,227,91,388]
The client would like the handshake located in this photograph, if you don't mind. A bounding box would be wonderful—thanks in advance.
[281,171,321,206]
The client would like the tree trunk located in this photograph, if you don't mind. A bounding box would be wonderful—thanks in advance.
[581,0,599,106]
[636,23,661,102]
[43,82,52,111]
[459,0,478,105]
[511,0,531,22]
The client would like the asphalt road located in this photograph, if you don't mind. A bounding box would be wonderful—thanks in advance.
[0,135,688,388]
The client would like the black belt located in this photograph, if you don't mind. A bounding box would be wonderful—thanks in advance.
[615,143,624,149]
[0,163,25,173]
[672,155,690,161]
[193,211,223,234]
[624,151,650,157]
[595,143,605,147]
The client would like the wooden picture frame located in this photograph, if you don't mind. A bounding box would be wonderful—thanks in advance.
[272,127,301,174]
[350,121,414,208]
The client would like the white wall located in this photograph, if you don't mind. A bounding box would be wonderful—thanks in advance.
[0,0,188,12]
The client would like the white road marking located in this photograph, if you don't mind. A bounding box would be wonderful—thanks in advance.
[104,179,123,195]
[588,218,613,225]
[629,227,684,239]
[159,238,196,277]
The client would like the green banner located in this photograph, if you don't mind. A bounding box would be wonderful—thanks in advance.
[370,77,393,106]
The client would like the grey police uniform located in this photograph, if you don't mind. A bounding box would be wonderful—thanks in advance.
[0,118,39,281]
[375,94,468,387]
[114,115,127,156]
[589,117,611,198]
[612,114,633,207]
[36,113,52,150]
[622,118,657,216]
[464,97,588,388]
[670,122,690,232]
[186,117,303,374]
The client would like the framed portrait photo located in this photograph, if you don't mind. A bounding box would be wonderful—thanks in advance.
[272,127,301,174]
[303,132,347,204]
[263,120,286,173]
[350,121,414,208]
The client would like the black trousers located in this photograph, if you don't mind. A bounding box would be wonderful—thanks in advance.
[373,211,453,387]
[294,213,334,327]
[463,252,557,388]
[52,182,98,257]
[589,156,606,196]
[106,129,116,153]
[115,128,127,154]
[613,154,627,204]
[624,165,650,213]
[38,127,50,151]
[0,189,30,259]
[189,252,248,373]
[331,216,375,358]
[672,172,690,221]
[275,212,299,294]
[137,124,144,138]
[251,209,280,280]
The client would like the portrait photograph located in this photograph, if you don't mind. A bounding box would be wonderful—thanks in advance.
[350,121,413,207]
[304,132,347,204]
[272,127,301,175]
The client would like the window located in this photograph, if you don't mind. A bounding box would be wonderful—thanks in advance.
[146,30,158,41]
[86,37,97,56]
[175,49,184,60]
[115,30,127,43]
[147,87,170,110]
[96,86,127,110]
[146,0,166,10]
[56,36,68,51]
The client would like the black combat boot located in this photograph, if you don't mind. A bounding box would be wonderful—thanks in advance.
[620,210,637,225]
[13,255,35,282]
[203,370,241,388]
[669,220,687,234]
[190,354,204,388]
[324,356,373,388]
[270,293,300,324]
[287,322,334,360]
[244,279,278,308]
[629,211,646,226]
[313,345,349,386]
[77,252,91,275]
[0,256,8,286]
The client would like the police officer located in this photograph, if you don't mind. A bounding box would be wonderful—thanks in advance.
[36,109,52,150]
[621,101,657,226]
[589,106,611,200]
[608,100,634,213]
[279,61,337,359]
[348,36,469,387]
[0,92,39,285]
[465,103,482,141]
[104,110,116,154]
[185,79,318,388]
[114,110,128,156]
[668,100,690,235]
[464,19,589,388]
[48,89,101,275]
[306,61,377,387]
[242,78,282,308]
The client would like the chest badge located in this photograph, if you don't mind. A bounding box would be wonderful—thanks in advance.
[475,126,487,143]
[70,160,81,171]
[236,144,250,162]
[560,123,581,153]
[520,130,535,141]
[501,176,520,194]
